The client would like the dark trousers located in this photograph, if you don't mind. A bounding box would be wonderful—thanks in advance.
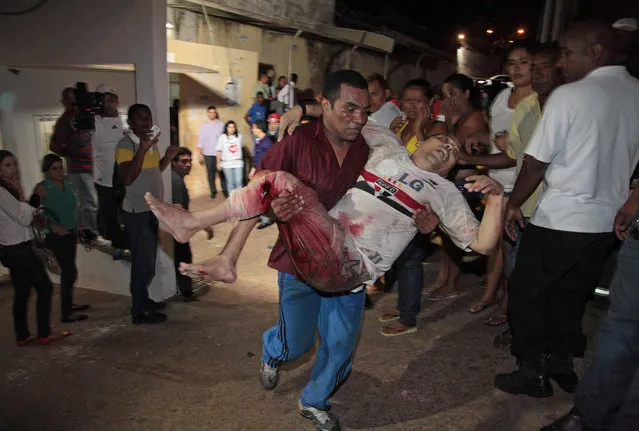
[0,241,52,340]
[46,230,78,318]
[174,240,193,297]
[576,235,639,430]
[204,155,228,198]
[95,183,128,249]
[508,224,615,359]
[121,211,158,316]
[385,234,432,327]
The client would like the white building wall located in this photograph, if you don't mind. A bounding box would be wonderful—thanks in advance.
[0,0,175,300]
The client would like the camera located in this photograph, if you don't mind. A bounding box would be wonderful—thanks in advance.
[73,82,105,131]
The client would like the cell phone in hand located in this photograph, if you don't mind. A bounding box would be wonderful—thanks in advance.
[149,125,161,140]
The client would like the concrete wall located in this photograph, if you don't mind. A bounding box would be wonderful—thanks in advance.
[168,8,456,102]
[457,47,502,79]
[0,0,175,300]
[203,0,335,27]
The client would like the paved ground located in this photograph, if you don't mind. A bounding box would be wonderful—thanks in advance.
[0,194,606,431]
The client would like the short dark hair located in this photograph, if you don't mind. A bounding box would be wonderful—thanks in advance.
[367,73,389,91]
[253,120,268,134]
[207,105,216,111]
[42,153,62,173]
[322,69,368,105]
[403,78,434,99]
[172,147,192,162]
[224,120,238,136]
[127,103,151,119]
[256,91,264,97]
[530,41,560,64]
[505,38,535,63]
[291,73,298,82]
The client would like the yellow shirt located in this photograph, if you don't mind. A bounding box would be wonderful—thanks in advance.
[396,121,419,154]
[507,92,543,217]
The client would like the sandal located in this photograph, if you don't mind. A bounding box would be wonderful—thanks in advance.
[39,330,72,345]
[427,290,464,301]
[379,322,418,337]
[484,313,508,327]
[16,335,37,347]
[378,313,400,323]
[468,300,498,314]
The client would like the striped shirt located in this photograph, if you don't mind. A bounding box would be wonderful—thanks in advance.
[51,111,93,174]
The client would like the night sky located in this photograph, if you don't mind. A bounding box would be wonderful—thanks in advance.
[337,0,639,49]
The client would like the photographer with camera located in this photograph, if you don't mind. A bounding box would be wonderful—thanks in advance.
[91,84,129,260]
[50,87,98,239]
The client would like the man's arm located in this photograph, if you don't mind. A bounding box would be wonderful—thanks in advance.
[509,155,548,208]
[50,116,91,156]
[614,186,639,240]
[244,110,252,127]
[160,144,179,172]
[438,176,503,255]
[116,136,157,186]
[460,152,515,169]
[465,176,504,254]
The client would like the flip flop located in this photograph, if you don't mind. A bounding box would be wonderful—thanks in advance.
[378,313,400,323]
[379,323,418,337]
[427,290,465,301]
[39,330,72,345]
[16,335,37,347]
[468,300,498,314]
[484,313,508,327]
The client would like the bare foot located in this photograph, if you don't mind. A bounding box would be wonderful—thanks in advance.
[179,254,237,283]
[145,192,197,243]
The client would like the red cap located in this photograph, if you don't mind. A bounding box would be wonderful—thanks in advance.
[267,113,280,123]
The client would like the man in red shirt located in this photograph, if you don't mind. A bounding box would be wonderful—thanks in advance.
[144,70,438,430]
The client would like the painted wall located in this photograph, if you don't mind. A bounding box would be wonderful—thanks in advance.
[167,39,258,197]
[168,9,456,101]
[0,0,175,300]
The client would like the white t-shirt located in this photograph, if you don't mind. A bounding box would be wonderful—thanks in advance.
[488,88,517,192]
[216,134,244,169]
[370,101,402,129]
[328,123,480,283]
[93,114,127,187]
[277,82,296,108]
[526,66,639,233]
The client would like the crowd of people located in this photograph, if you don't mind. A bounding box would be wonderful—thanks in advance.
[0,15,638,431]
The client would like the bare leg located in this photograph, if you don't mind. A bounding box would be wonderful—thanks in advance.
[479,196,509,303]
[179,218,258,283]
[145,193,226,243]
[177,171,300,284]
[480,236,505,302]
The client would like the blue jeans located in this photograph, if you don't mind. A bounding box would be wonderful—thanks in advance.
[121,211,158,316]
[223,167,244,195]
[262,272,366,410]
[575,236,639,430]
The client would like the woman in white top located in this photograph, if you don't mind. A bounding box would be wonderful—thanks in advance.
[463,41,534,325]
[0,150,69,346]
[216,120,245,195]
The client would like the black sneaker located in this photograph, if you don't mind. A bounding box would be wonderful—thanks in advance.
[132,311,167,325]
[61,314,88,323]
[298,400,340,431]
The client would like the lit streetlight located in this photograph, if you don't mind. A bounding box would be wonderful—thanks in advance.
[516,28,525,35]
[457,33,466,41]
[486,29,494,34]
